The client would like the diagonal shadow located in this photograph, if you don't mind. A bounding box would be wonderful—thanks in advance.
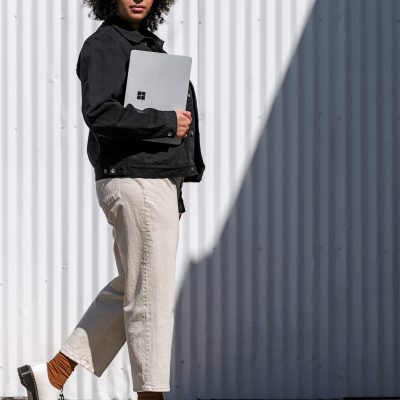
[170,1,400,399]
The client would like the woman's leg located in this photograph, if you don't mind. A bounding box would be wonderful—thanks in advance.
[47,351,78,389]
[58,177,179,394]
[113,177,179,393]
[58,227,127,377]
[58,178,130,377]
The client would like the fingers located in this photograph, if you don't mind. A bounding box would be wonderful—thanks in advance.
[183,111,192,120]
[176,109,191,118]
[175,110,192,138]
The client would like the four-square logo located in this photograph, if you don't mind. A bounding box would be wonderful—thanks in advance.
[137,91,146,100]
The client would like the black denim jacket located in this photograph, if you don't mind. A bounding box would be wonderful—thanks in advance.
[76,14,205,214]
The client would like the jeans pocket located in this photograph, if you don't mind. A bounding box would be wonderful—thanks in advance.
[96,178,121,206]
[96,178,121,225]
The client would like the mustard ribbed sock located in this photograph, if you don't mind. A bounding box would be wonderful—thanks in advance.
[47,351,78,389]
[137,392,164,400]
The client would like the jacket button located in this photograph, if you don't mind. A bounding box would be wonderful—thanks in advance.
[189,130,193,136]
[167,131,173,137]
[111,168,116,173]
[104,168,108,173]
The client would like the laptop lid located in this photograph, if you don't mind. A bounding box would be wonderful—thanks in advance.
[124,49,192,145]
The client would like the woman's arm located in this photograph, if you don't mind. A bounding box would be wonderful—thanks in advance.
[78,37,177,141]
[183,81,205,182]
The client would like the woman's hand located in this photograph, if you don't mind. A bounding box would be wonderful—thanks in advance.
[175,110,192,138]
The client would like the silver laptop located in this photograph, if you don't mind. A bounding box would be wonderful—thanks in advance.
[124,49,192,145]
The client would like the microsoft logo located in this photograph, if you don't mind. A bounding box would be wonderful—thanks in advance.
[137,91,146,100]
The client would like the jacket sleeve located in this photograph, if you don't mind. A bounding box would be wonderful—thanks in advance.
[77,38,178,141]
[183,81,205,182]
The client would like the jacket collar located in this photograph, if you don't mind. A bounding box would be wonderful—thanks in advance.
[104,13,165,50]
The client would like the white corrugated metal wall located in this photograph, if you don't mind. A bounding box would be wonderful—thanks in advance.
[1,0,399,399]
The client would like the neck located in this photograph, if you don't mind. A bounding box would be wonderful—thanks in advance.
[114,13,140,30]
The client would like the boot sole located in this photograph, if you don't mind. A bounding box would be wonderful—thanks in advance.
[17,364,38,400]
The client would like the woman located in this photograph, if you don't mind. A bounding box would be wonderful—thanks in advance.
[17,0,205,399]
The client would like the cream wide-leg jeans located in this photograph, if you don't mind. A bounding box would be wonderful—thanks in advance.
[60,176,183,392]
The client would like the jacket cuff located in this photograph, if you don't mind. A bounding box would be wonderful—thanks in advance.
[162,110,178,138]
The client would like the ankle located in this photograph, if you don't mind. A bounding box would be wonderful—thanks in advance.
[47,351,78,389]
[137,391,164,400]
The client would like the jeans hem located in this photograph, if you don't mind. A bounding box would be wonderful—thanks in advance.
[59,346,100,377]
[134,385,170,392]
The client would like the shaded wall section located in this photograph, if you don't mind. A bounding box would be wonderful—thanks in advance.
[171,0,400,399]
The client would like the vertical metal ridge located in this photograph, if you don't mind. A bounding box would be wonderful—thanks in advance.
[391,0,400,393]
[15,0,23,377]
[1,0,10,391]
[376,0,385,393]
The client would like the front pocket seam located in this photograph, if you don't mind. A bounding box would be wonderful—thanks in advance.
[97,178,121,207]
[103,191,121,206]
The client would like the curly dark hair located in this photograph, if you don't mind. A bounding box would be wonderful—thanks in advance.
[82,0,176,32]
